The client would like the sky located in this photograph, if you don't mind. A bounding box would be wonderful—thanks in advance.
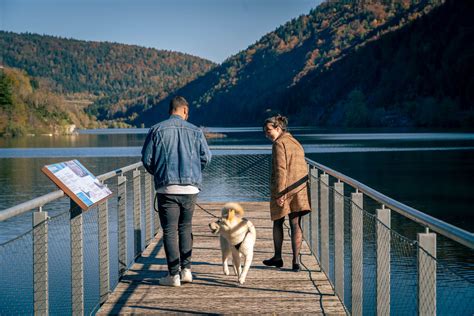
[0,0,324,63]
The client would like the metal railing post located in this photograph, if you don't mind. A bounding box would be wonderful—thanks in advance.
[334,181,344,301]
[301,164,310,241]
[351,191,363,316]
[33,207,49,315]
[98,198,109,305]
[310,167,319,257]
[307,216,312,242]
[302,209,309,241]
[144,170,152,243]
[133,169,142,257]
[70,200,84,316]
[320,173,330,274]
[418,229,437,316]
[376,206,391,316]
[117,175,127,275]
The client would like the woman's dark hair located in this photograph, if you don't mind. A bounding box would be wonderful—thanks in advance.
[263,114,288,132]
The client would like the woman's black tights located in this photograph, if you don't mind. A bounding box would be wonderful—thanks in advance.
[272,213,303,264]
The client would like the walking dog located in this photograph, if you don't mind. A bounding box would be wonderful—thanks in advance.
[209,202,256,284]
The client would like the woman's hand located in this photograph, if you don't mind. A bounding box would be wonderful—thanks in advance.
[276,196,285,207]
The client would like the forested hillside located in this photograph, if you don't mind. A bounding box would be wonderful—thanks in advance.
[0,32,215,124]
[133,0,472,128]
[278,0,474,127]
[2,0,471,130]
[0,67,98,136]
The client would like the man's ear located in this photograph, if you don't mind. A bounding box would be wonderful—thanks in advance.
[183,106,189,120]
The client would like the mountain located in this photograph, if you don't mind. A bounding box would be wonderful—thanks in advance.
[278,0,474,127]
[0,31,215,124]
[0,66,98,136]
[132,0,472,128]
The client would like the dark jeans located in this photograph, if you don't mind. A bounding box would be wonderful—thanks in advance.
[157,193,197,276]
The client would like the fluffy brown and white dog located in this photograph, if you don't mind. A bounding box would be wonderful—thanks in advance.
[209,202,256,285]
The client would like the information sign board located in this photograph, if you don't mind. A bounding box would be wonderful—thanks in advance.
[42,159,112,210]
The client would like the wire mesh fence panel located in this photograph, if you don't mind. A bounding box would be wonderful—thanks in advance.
[83,206,100,315]
[348,193,365,315]
[47,210,72,315]
[125,173,136,266]
[390,231,418,314]
[48,205,108,315]
[308,170,320,259]
[104,176,120,291]
[140,171,155,247]
[361,210,378,315]
[327,180,335,283]
[0,229,34,315]
[343,196,354,312]
[436,253,474,315]
[200,154,271,202]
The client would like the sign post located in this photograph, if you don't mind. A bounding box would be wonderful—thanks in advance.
[42,159,113,314]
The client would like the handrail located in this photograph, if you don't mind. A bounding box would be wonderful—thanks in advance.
[97,162,143,181]
[306,158,474,249]
[2,154,473,249]
[0,162,144,223]
[209,145,271,151]
[0,190,64,222]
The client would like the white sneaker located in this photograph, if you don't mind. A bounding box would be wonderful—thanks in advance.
[180,268,193,283]
[159,274,181,287]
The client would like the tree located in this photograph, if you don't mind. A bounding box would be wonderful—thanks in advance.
[343,89,369,127]
[0,71,13,110]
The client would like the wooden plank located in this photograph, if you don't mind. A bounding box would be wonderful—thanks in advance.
[97,202,345,315]
[99,298,343,315]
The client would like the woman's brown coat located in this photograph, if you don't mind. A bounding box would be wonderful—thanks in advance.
[270,132,311,220]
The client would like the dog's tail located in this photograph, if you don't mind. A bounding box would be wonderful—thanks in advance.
[222,202,244,216]
[247,220,256,238]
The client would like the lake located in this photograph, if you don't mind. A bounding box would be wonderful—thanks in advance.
[1,127,473,231]
[0,127,473,314]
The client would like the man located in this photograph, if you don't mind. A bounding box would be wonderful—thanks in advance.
[141,96,211,286]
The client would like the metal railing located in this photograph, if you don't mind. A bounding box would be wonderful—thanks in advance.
[0,149,274,315]
[303,158,474,315]
[305,159,474,249]
[0,162,157,315]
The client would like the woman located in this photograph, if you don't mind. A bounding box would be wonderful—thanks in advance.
[263,115,311,272]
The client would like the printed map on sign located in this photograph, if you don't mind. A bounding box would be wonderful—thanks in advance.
[42,160,112,210]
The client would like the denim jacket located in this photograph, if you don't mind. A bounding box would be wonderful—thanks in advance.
[141,115,211,190]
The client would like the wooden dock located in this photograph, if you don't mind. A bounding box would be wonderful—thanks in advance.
[97,202,346,315]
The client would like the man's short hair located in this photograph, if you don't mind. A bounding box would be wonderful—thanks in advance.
[169,96,189,114]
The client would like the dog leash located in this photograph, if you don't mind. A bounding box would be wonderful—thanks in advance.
[154,194,219,219]
[278,181,308,204]
[195,202,220,218]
